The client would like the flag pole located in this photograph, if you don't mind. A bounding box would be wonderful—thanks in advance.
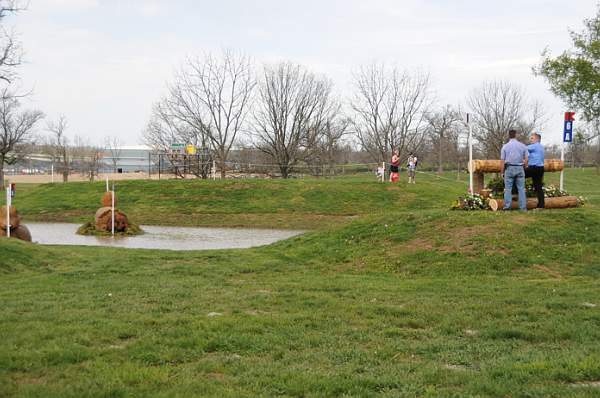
[5,187,10,238]
[467,113,473,193]
[111,183,115,237]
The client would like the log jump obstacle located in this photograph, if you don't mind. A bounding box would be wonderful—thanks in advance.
[468,159,579,210]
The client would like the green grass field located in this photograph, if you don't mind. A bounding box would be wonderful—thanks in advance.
[1,169,600,397]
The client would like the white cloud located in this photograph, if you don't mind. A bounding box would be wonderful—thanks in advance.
[9,0,598,146]
[139,2,161,17]
[35,0,99,10]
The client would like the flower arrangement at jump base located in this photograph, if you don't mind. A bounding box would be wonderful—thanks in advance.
[452,193,490,210]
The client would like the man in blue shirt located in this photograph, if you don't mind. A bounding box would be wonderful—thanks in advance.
[500,129,528,211]
[525,132,545,208]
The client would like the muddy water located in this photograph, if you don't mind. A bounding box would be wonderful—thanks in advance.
[26,223,304,251]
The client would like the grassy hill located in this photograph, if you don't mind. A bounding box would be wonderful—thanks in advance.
[1,169,600,397]
[6,173,466,229]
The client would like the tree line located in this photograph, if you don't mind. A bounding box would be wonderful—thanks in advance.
[142,52,555,178]
[1,2,599,184]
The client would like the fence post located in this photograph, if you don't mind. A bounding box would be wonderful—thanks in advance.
[5,187,10,237]
[111,183,115,237]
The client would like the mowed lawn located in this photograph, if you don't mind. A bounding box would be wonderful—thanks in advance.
[1,169,600,397]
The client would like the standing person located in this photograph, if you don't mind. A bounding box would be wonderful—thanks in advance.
[500,130,529,211]
[526,132,545,209]
[407,153,417,184]
[389,150,400,182]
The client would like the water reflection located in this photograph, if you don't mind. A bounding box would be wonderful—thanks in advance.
[26,223,303,251]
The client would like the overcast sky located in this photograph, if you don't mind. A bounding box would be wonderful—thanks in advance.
[6,0,598,146]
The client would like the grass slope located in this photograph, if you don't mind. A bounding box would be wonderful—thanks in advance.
[1,169,600,397]
[4,172,470,229]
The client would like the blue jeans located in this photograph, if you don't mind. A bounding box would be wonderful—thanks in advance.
[503,165,526,211]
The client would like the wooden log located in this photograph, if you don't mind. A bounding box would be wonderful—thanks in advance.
[543,159,564,172]
[470,159,564,173]
[469,160,503,173]
[101,191,117,207]
[489,196,579,211]
[0,205,20,229]
[474,172,485,193]
[95,206,129,232]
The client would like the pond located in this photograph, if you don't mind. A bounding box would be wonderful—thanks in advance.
[26,223,304,251]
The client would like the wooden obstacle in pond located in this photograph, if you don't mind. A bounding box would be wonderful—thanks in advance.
[0,205,32,242]
[95,191,130,233]
[468,159,564,194]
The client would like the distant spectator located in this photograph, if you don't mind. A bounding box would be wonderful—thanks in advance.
[407,153,417,184]
[390,150,400,182]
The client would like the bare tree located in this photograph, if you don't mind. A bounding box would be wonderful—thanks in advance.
[46,115,72,182]
[570,118,600,171]
[144,50,254,178]
[0,1,26,84]
[0,88,43,184]
[350,64,433,163]
[73,136,104,182]
[305,100,351,175]
[568,128,591,168]
[591,119,600,173]
[468,81,546,158]
[143,96,211,178]
[105,135,122,173]
[426,105,462,174]
[185,51,255,178]
[253,62,333,178]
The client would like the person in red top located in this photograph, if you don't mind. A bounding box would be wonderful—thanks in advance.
[390,150,400,182]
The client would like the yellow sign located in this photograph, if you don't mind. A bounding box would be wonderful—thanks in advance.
[185,145,197,155]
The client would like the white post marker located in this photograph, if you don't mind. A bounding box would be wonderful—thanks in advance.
[106,175,109,192]
[560,144,565,191]
[51,164,54,183]
[467,113,473,194]
[111,183,115,237]
[212,160,216,180]
[6,187,11,238]
[382,161,385,183]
